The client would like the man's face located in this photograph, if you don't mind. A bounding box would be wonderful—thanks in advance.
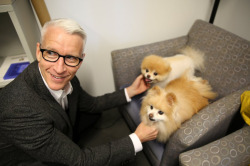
[36,26,84,90]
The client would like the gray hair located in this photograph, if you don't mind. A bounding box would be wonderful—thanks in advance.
[40,18,87,46]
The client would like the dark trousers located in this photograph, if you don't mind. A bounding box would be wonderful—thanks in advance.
[73,112,102,142]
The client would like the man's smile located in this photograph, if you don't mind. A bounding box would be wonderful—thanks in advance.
[51,73,65,79]
[48,71,69,81]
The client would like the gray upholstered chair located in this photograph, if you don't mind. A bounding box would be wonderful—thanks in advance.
[111,19,250,166]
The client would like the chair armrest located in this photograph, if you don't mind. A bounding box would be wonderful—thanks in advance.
[179,125,250,166]
[160,84,250,166]
[111,36,188,90]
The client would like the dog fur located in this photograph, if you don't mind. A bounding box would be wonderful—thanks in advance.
[140,74,217,143]
[141,46,205,88]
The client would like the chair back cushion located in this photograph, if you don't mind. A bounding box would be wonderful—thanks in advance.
[187,20,250,98]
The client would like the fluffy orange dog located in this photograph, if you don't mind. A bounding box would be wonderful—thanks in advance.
[140,75,217,143]
[141,46,204,88]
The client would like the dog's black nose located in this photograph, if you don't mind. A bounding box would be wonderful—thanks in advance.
[147,75,151,78]
[149,113,155,121]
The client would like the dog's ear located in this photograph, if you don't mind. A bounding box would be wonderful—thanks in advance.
[150,86,162,95]
[166,92,176,106]
[164,63,172,73]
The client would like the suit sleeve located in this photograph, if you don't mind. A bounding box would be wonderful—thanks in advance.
[71,77,128,113]
[0,104,135,166]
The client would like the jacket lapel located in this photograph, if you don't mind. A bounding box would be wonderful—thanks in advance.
[45,95,73,138]
[67,92,78,126]
[27,61,73,137]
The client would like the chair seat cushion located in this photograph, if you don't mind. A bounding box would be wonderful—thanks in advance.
[124,92,165,161]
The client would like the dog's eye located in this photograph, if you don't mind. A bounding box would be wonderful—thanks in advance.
[158,111,164,115]
[150,105,153,109]
[154,72,158,76]
[146,69,149,73]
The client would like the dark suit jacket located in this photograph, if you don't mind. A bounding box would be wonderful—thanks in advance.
[0,61,135,166]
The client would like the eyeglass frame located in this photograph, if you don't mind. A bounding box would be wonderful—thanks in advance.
[39,46,84,67]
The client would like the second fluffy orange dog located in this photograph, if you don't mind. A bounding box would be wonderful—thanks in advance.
[140,75,217,143]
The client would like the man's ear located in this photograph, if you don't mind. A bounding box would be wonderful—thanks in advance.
[36,42,41,62]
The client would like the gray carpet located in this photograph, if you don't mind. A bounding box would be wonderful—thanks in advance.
[77,108,151,166]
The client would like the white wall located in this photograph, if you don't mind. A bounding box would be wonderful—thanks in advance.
[43,0,249,96]
[214,0,250,41]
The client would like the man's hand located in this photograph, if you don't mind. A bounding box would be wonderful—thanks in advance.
[126,75,150,98]
[134,122,158,143]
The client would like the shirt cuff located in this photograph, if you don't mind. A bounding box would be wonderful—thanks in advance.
[129,133,143,154]
[124,88,132,102]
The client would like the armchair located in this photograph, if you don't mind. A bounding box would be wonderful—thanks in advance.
[111,20,250,166]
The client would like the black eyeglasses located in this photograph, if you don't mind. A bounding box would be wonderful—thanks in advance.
[40,47,84,67]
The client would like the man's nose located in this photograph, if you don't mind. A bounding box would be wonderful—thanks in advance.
[54,57,66,73]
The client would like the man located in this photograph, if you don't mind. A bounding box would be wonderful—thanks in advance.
[0,18,158,166]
